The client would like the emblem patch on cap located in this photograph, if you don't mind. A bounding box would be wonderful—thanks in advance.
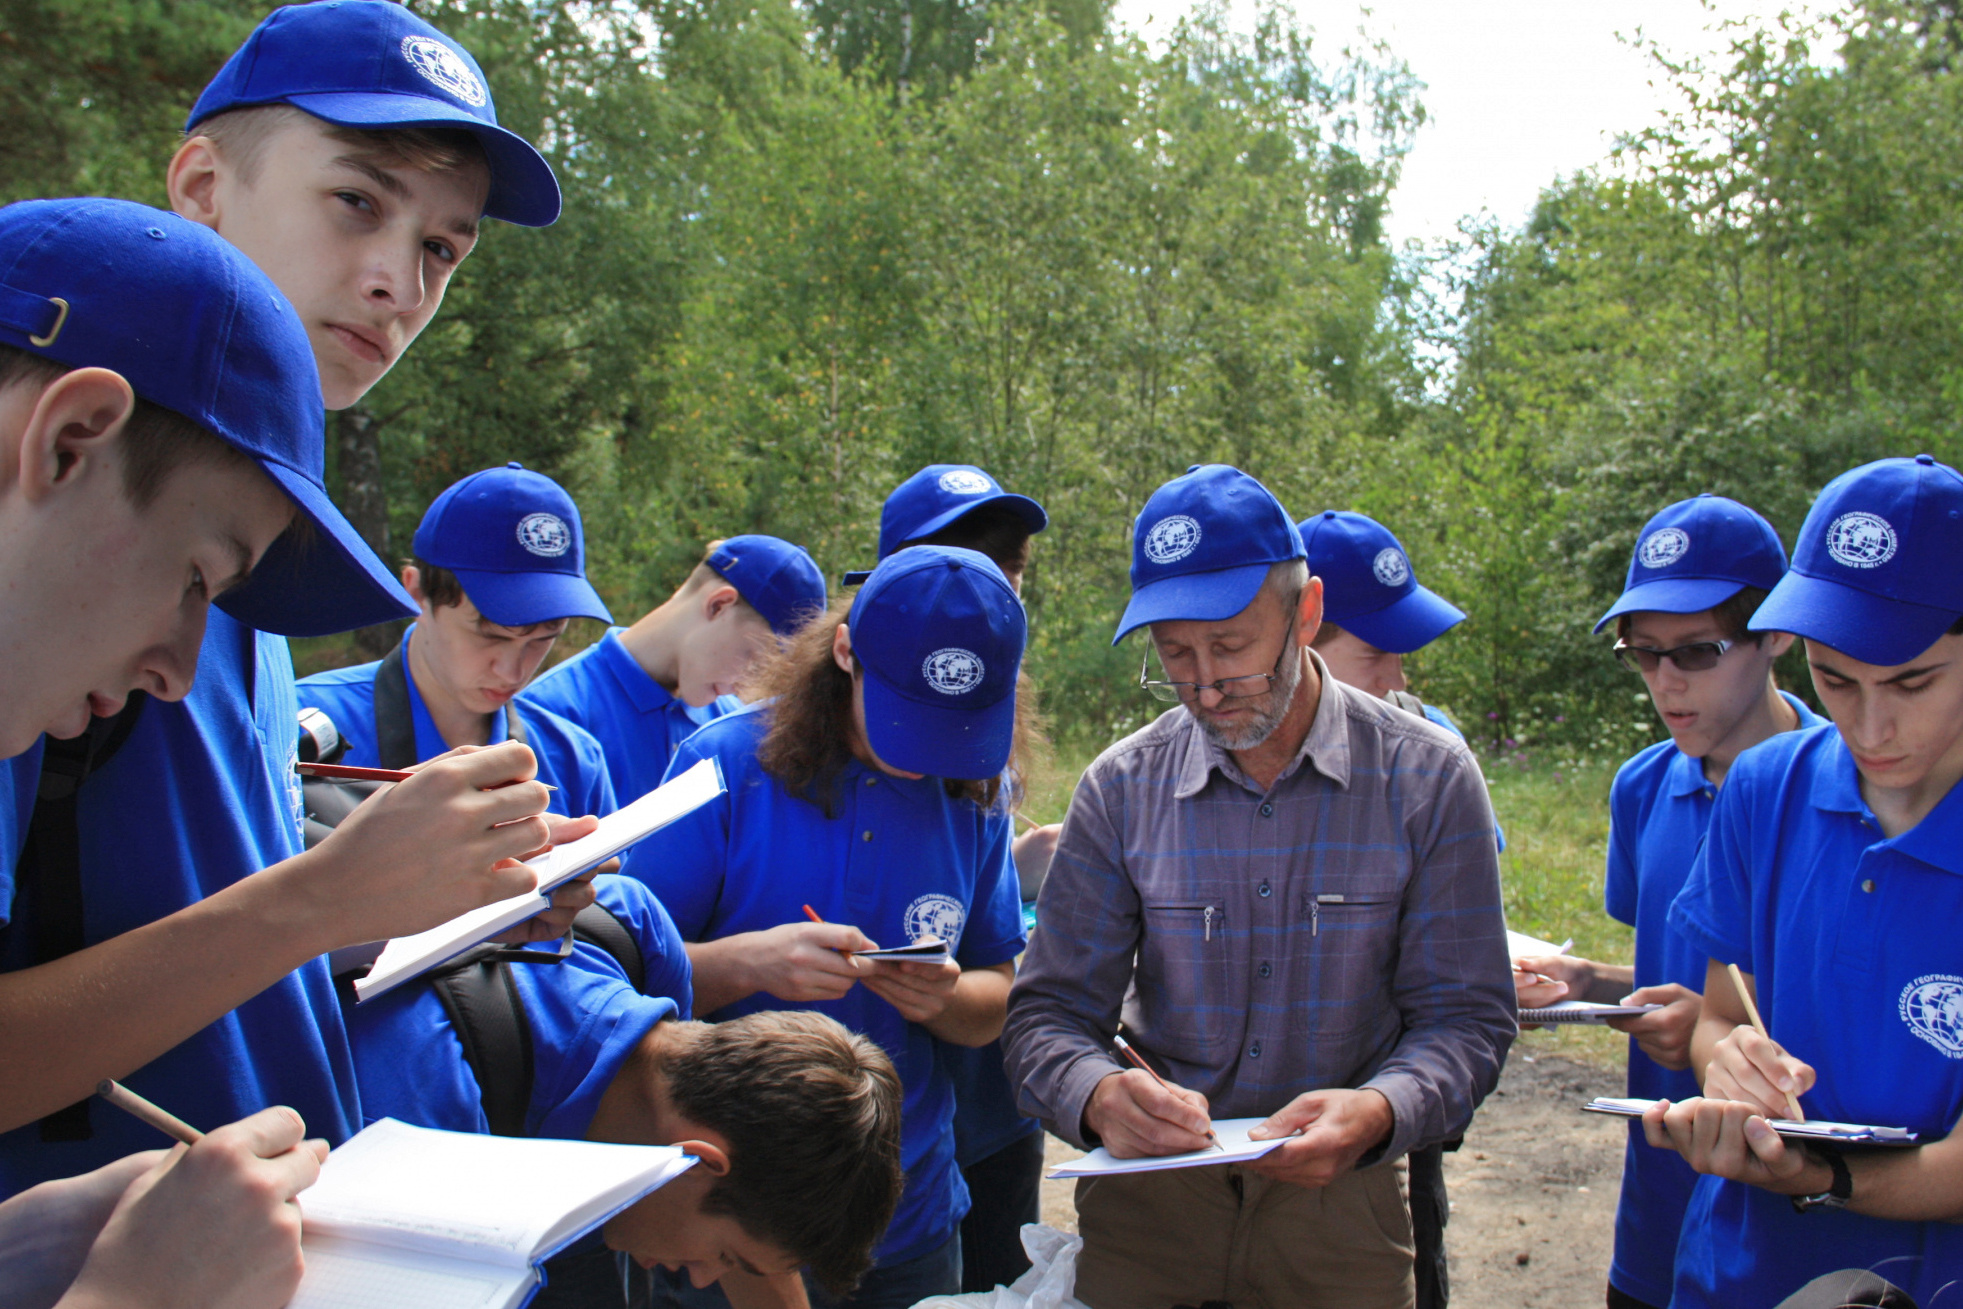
[1638,528,1691,569]
[904,894,966,951]
[516,512,572,558]
[1372,548,1411,588]
[401,36,487,107]
[1900,974,1963,1059]
[1825,512,1898,569]
[921,647,985,695]
[938,469,994,495]
[1143,515,1202,565]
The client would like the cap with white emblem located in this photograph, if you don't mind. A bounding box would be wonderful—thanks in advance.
[411,463,611,627]
[1594,494,1788,635]
[1113,465,1304,645]
[1297,510,1465,654]
[187,1,561,227]
[1752,456,1963,666]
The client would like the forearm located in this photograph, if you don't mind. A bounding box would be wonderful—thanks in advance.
[922,965,1012,1047]
[1690,1009,1743,1088]
[0,861,330,1131]
[1839,1137,1963,1223]
[682,938,762,1015]
[1583,963,1635,1002]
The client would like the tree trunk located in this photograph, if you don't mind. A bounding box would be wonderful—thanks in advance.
[335,406,405,658]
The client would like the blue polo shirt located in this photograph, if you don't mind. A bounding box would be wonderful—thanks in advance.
[346,875,688,1139]
[0,612,361,1194]
[296,626,616,821]
[621,705,1026,1265]
[0,741,42,885]
[1603,690,1822,1308]
[1666,723,1963,1309]
[522,628,741,804]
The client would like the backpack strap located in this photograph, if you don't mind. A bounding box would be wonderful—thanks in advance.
[430,952,536,1138]
[571,902,644,993]
[11,694,149,1141]
[371,640,419,771]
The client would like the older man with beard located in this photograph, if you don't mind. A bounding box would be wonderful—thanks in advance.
[1003,466,1515,1309]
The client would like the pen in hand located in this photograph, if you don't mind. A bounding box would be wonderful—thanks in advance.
[1113,1034,1219,1150]
[97,1079,202,1146]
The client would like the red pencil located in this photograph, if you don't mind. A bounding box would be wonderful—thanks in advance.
[295,761,554,791]
[1114,1034,1219,1148]
[803,904,858,959]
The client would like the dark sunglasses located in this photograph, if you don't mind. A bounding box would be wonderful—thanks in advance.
[1613,638,1736,674]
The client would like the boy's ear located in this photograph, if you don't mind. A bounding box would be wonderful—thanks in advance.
[167,136,225,228]
[17,368,137,503]
[401,565,428,609]
[831,622,855,675]
[701,583,742,622]
[670,1139,731,1177]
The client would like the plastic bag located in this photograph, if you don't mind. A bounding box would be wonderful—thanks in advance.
[907,1224,1090,1309]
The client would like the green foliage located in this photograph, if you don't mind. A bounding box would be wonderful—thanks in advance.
[9,0,1955,759]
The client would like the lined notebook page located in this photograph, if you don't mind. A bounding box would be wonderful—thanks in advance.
[292,1236,529,1309]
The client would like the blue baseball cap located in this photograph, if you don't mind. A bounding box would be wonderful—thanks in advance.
[187,1,560,227]
[0,198,414,638]
[706,535,827,637]
[1751,455,1963,666]
[1593,494,1788,634]
[842,465,1048,585]
[1298,511,1465,654]
[1114,465,1304,645]
[411,463,611,627]
[849,547,1026,779]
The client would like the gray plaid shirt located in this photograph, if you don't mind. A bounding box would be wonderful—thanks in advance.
[1003,656,1515,1161]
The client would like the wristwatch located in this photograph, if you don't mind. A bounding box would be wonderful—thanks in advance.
[1791,1143,1852,1213]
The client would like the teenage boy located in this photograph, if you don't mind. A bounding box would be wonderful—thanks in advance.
[299,463,616,817]
[524,535,827,804]
[840,463,1052,1294]
[0,0,582,1194]
[1507,495,1821,1309]
[1005,465,1513,1309]
[623,547,1031,1308]
[0,198,559,1300]
[1643,456,1963,1308]
[343,873,904,1306]
[1296,508,1480,1309]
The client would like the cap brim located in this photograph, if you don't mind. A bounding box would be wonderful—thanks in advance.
[281,91,561,227]
[1113,561,1272,645]
[911,492,1050,544]
[841,569,873,588]
[1592,578,1750,634]
[446,567,613,628]
[215,461,417,638]
[860,667,1016,779]
[1336,584,1467,655]
[1750,571,1960,667]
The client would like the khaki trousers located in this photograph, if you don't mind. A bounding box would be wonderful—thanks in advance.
[1072,1160,1416,1309]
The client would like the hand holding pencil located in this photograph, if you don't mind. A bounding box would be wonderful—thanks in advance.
[1082,1036,1218,1159]
[1704,963,1813,1122]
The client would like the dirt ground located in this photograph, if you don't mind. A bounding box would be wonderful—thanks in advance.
[1037,1042,1627,1307]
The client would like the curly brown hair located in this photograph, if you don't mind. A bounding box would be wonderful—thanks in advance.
[749,595,1045,817]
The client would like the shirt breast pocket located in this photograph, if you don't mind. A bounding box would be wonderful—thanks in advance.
[1135,901,1235,1061]
[1290,889,1401,1038]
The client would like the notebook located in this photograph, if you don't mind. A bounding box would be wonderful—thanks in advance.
[1581,1097,1921,1146]
[1521,1001,1663,1024]
[1507,929,1572,960]
[353,758,725,1001]
[289,1118,696,1309]
[1047,1118,1289,1178]
[854,940,954,966]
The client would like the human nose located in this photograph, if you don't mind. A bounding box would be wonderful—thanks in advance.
[141,610,210,703]
[365,234,428,313]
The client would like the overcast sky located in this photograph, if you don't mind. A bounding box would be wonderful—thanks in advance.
[1106,0,1835,247]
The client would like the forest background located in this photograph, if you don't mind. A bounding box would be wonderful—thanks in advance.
[6,0,1962,763]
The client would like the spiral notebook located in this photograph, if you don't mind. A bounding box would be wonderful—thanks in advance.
[1582,1097,1920,1146]
[1521,1000,1663,1024]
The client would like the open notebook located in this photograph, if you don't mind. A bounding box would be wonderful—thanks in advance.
[354,759,724,1002]
[290,1119,695,1309]
[1582,1097,1921,1146]
[1047,1118,1288,1178]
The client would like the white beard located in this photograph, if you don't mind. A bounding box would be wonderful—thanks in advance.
[1191,643,1303,752]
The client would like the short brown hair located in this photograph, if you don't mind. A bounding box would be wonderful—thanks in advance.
[902,503,1035,578]
[193,105,486,183]
[675,542,763,623]
[1310,620,1346,649]
[656,1011,903,1296]
[1615,586,1770,644]
[748,594,1041,814]
[0,344,257,509]
[408,558,573,632]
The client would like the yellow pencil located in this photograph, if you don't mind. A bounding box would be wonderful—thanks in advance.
[1726,963,1804,1123]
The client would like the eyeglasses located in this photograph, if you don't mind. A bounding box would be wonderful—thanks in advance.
[1613,638,1736,675]
[1138,649,1285,704]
